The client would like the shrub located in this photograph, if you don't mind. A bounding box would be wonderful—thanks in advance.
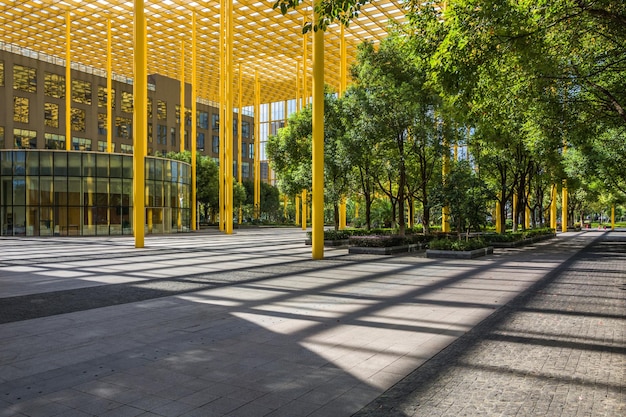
[428,237,487,251]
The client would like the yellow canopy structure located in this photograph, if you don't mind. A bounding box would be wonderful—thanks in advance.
[0,0,407,105]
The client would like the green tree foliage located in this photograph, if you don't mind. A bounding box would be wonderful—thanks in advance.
[266,89,353,229]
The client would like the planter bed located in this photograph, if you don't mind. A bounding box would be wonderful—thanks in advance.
[348,243,425,255]
[487,233,555,248]
[426,246,493,259]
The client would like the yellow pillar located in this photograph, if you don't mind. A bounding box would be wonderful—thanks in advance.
[218,1,225,231]
[495,200,502,234]
[133,0,147,248]
[254,71,261,219]
[65,10,72,151]
[354,202,359,219]
[561,180,568,232]
[295,195,300,226]
[296,61,301,111]
[311,2,324,259]
[302,15,309,106]
[339,200,347,230]
[512,194,518,231]
[180,40,185,152]
[550,184,557,230]
[301,190,307,230]
[191,12,197,231]
[283,195,288,220]
[238,63,243,225]
[611,204,615,230]
[442,139,450,233]
[107,18,113,153]
[223,0,234,234]
[525,189,531,229]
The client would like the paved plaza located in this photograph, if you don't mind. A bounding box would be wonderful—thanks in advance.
[0,228,624,416]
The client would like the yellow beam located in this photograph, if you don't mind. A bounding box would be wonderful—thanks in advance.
[65,10,71,151]
[295,195,300,226]
[133,0,147,248]
[191,11,197,231]
[311,3,325,260]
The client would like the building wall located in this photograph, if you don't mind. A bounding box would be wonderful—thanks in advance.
[0,49,255,180]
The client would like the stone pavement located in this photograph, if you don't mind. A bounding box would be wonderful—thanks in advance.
[0,228,623,416]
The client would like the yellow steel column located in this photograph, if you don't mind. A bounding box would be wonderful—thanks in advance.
[512,194,518,231]
[561,180,568,232]
[107,18,113,153]
[525,188,531,229]
[133,0,147,248]
[550,184,557,230]
[191,11,197,231]
[238,64,243,224]
[611,204,615,230]
[302,15,309,106]
[442,139,450,233]
[338,25,347,231]
[296,61,301,111]
[354,202,359,220]
[295,195,300,226]
[301,190,307,230]
[224,0,234,234]
[495,200,502,234]
[311,3,325,259]
[65,10,72,151]
[218,0,225,231]
[180,40,185,153]
[254,71,261,219]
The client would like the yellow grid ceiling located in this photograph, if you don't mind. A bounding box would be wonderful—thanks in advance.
[0,0,407,106]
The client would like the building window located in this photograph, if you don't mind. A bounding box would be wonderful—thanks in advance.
[212,135,219,154]
[147,123,153,143]
[198,111,209,129]
[212,113,219,130]
[0,61,4,87]
[71,108,86,132]
[121,91,133,113]
[13,64,37,92]
[157,124,167,145]
[197,132,205,151]
[14,129,37,149]
[116,117,132,139]
[97,114,107,135]
[72,79,92,104]
[241,141,247,158]
[13,97,29,123]
[170,127,176,146]
[72,137,92,151]
[157,100,167,120]
[44,103,59,128]
[120,144,133,154]
[249,143,254,160]
[242,121,250,138]
[242,162,250,178]
[176,106,191,126]
[97,140,115,152]
[45,72,65,98]
[45,133,65,149]
[98,86,115,108]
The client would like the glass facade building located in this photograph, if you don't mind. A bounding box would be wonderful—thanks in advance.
[0,150,191,236]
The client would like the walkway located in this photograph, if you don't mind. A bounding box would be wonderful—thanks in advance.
[0,229,623,416]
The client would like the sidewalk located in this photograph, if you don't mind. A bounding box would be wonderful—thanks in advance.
[0,229,623,416]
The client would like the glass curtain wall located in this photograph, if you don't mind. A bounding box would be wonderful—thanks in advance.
[0,150,190,236]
